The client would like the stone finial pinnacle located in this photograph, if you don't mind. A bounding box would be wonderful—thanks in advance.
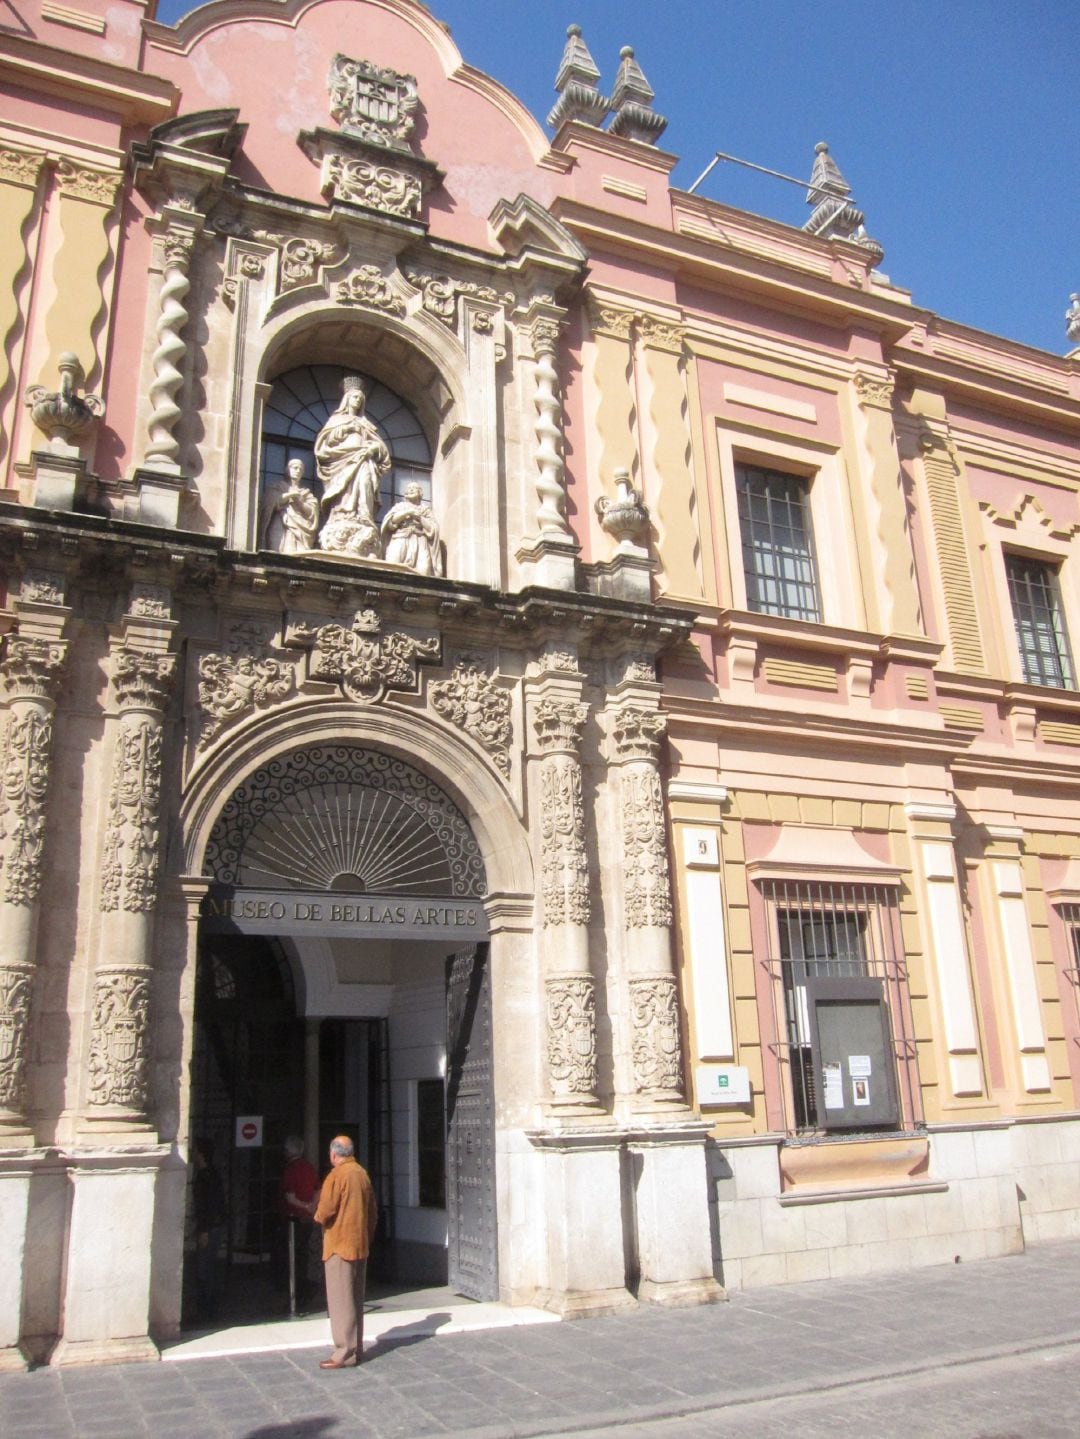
[608,44,667,145]
[548,22,609,130]
[803,140,883,266]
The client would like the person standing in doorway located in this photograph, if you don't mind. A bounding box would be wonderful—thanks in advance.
[279,1135,319,1312]
[314,1134,378,1369]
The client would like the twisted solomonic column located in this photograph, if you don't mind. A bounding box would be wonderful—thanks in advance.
[0,635,67,1138]
[609,706,684,1107]
[84,645,176,1132]
[532,695,599,1108]
[143,226,195,471]
[530,318,572,539]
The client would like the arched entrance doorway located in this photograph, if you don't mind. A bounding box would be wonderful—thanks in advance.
[185,743,497,1326]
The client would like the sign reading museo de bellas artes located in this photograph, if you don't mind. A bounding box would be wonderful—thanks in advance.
[200,885,487,940]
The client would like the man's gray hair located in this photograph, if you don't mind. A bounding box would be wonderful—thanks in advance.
[284,1135,304,1159]
[329,1136,354,1158]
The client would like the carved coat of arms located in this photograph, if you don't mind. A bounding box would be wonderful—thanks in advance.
[328,54,418,149]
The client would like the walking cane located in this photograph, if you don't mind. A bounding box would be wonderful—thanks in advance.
[288,1219,296,1318]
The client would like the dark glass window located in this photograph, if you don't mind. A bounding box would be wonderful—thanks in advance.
[260,364,432,516]
[1005,553,1075,689]
[735,464,822,621]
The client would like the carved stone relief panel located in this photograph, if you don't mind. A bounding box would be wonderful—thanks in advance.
[198,652,294,749]
[0,965,33,1113]
[546,974,598,1097]
[430,657,512,777]
[629,973,683,1096]
[86,968,151,1112]
[296,607,440,702]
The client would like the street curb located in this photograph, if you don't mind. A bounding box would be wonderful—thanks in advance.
[431,1329,1080,1439]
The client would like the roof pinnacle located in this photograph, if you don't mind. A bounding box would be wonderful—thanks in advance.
[803,141,883,265]
[548,23,609,130]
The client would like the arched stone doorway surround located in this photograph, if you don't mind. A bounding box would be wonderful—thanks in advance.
[159,698,536,1334]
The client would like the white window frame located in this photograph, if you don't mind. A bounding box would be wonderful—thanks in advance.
[715,425,864,629]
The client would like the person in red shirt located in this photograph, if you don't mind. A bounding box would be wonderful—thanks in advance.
[278,1135,318,1311]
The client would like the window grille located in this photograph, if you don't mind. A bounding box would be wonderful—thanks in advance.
[1059,903,1080,995]
[758,879,919,1136]
[1004,552,1075,690]
[735,464,822,622]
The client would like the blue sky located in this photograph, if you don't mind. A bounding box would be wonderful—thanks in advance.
[153,0,1078,357]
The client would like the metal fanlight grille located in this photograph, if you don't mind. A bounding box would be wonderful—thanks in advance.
[204,744,486,898]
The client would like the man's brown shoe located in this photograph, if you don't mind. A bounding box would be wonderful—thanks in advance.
[319,1358,354,1369]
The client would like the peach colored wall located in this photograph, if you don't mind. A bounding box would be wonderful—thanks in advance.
[95,191,157,480]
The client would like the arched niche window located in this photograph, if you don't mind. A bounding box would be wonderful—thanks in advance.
[260,364,432,537]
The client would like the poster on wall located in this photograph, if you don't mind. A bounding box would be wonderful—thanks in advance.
[822,1062,844,1109]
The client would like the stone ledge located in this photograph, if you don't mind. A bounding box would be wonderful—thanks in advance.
[778,1180,950,1208]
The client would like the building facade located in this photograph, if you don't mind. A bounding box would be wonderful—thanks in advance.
[1,0,1078,1367]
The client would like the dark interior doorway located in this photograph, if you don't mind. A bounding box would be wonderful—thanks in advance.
[184,934,395,1327]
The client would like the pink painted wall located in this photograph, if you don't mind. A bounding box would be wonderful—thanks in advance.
[143,0,557,253]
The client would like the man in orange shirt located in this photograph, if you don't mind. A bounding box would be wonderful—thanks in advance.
[313,1134,378,1369]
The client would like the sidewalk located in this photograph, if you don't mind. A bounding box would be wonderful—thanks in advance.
[3,1241,1079,1439]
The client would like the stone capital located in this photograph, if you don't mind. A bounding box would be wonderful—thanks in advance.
[531,696,589,755]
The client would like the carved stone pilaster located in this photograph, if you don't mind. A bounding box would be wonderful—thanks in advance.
[0,633,67,1134]
[99,647,175,917]
[539,757,590,927]
[100,718,166,914]
[0,964,33,1116]
[619,766,673,929]
[629,974,683,1098]
[532,698,591,927]
[610,707,672,930]
[546,975,598,1097]
[86,967,152,1114]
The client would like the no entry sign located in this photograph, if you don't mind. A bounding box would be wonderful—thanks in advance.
[236,1115,263,1147]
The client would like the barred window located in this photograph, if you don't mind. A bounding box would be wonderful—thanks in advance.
[1005,552,1075,690]
[759,880,918,1136]
[1060,903,1080,999]
[735,464,822,622]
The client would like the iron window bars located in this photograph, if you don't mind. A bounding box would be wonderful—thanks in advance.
[1005,552,1076,690]
[759,879,919,1136]
[735,463,822,623]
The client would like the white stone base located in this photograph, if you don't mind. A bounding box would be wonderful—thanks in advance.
[0,1150,36,1360]
[710,1122,1059,1292]
[533,1285,639,1319]
[50,1335,160,1368]
[629,1122,725,1303]
[637,1276,726,1307]
[54,1145,169,1363]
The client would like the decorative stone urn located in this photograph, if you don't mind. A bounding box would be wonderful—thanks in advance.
[595,468,649,548]
[24,353,104,457]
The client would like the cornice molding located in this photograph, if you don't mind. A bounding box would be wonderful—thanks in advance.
[0,35,178,124]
